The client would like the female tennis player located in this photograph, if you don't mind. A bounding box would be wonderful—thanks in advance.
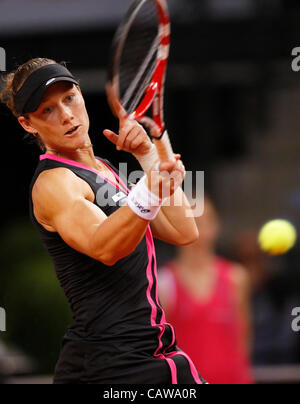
[0,58,207,384]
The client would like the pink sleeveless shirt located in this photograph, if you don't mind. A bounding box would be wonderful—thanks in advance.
[161,257,253,384]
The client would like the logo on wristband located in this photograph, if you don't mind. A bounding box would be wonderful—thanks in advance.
[133,199,151,215]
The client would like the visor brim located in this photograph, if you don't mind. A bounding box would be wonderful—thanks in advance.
[23,76,79,114]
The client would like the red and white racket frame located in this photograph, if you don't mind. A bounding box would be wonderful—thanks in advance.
[107,0,174,162]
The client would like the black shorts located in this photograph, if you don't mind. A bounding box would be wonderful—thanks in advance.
[53,337,206,384]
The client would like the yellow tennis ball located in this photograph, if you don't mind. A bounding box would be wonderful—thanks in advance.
[258,219,297,256]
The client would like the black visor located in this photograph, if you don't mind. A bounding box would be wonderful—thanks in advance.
[14,64,79,115]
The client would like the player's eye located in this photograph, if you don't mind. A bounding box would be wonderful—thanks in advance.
[65,94,75,102]
[42,106,52,114]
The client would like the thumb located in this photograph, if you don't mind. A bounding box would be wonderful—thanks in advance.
[103,129,118,146]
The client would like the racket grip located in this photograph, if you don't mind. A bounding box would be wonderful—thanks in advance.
[154,131,175,162]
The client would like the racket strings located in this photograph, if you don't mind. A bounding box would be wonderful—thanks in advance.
[118,0,159,114]
[122,35,158,112]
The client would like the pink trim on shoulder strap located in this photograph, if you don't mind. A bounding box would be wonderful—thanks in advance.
[40,154,124,192]
[97,158,129,194]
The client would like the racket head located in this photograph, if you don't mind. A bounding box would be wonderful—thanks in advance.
[107,0,170,135]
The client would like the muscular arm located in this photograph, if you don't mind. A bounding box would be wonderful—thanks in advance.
[150,187,199,246]
[32,168,150,266]
[103,120,198,247]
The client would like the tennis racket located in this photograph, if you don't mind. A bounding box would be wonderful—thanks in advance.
[106,0,174,163]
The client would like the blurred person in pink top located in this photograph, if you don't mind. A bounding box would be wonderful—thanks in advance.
[159,196,254,384]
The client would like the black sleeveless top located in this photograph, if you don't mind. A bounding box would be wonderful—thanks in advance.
[29,153,176,356]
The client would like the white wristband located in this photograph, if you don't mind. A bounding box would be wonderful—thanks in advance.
[127,175,162,221]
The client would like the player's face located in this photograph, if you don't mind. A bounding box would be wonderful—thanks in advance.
[26,82,90,151]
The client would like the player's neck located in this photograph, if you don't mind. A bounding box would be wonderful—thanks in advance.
[46,142,99,170]
[177,248,216,273]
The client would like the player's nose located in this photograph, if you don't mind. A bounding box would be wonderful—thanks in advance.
[60,105,74,124]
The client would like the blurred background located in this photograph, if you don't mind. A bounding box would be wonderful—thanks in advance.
[0,0,300,384]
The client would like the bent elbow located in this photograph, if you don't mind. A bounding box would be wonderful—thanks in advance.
[177,238,195,247]
[96,251,128,267]
[101,258,116,267]
[92,250,116,267]
[92,242,139,267]
[177,229,199,246]
[89,241,119,267]
[96,253,118,267]
[97,256,116,267]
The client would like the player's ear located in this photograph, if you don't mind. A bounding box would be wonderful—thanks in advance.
[18,115,37,136]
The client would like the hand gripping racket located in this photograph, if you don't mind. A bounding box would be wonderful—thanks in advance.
[106,0,174,163]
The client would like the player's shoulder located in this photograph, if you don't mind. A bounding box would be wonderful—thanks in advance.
[32,167,86,206]
[217,257,250,289]
[34,167,78,192]
[230,262,250,290]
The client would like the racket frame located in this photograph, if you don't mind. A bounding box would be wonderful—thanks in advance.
[107,0,174,162]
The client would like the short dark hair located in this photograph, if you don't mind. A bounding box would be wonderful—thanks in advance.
[0,58,66,151]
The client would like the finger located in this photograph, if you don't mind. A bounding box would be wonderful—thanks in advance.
[118,124,140,151]
[125,133,143,151]
[123,128,141,151]
[175,160,185,172]
[117,120,136,150]
[159,161,177,173]
[106,83,121,118]
[119,120,146,151]
[119,111,134,125]
[103,130,119,146]
[119,117,137,132]
[174,163,186,181]
[130,137,144,150]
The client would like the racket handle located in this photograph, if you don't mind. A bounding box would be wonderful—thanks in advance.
[154,130,175,162]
